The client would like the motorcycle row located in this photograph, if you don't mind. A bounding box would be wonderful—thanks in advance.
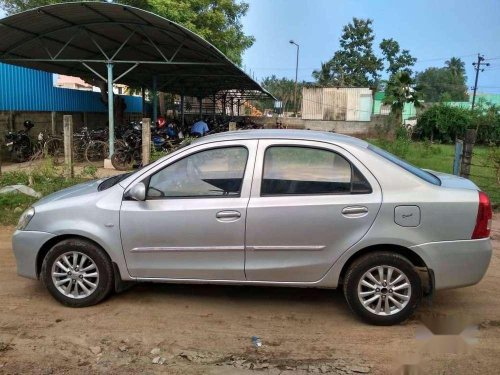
[4,117,263,170]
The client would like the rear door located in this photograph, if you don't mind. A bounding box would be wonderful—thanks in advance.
[245,139,382,282]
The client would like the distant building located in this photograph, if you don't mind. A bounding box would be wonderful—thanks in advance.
[55,74,135,96]
[374,92,500,123]
[302,87,373,122]
[447,93,500,110]
[55,75,93,91]
[372,92,417,123]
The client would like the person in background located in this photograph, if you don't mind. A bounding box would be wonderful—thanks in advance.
[191,118,209,137]
[166,119,178,139]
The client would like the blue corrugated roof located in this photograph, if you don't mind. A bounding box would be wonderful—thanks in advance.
[0,63,142,112]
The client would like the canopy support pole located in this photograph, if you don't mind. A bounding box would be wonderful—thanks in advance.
[212,94,216,123]
[141,86,146,116]
[180,95,185,130]
[107,62,115,157]
[199,97,203,119]
[152,75,158,124]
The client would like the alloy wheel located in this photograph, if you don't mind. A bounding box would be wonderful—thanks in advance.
[357,265,411,316]
[51,251,100,299]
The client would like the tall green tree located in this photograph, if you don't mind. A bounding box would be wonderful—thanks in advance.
[383,71,422,123]
[261,75,303,114]
[379,38,417,76]
[416,58,468,102]
[445,57,466,78]
[312,18,382,87]
[0,0,254,66]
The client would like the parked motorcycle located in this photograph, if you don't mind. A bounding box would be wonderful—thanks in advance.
[111,122,143,171]
[5,120,35,162]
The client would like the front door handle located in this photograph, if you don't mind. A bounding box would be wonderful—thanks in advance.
[342,206,369,217]
[216,210,241,221]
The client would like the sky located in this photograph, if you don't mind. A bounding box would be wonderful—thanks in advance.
[241,0,500,94]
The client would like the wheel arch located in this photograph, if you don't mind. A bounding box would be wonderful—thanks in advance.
[338,244,429,286]
[36,234,112,278]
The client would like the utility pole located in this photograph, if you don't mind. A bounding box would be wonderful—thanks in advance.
[471,54,490,110]
[289,40,300,116]
[460,54,489,178]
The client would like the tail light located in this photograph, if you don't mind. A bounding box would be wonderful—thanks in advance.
[472,191,492,239]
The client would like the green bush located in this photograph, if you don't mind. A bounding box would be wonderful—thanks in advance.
[373,126,411,158]
[415,104,500,144]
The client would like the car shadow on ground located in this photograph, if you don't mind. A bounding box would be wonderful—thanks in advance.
[113,282,352,314]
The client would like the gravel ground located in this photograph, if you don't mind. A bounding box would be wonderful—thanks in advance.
[0,216,499,374]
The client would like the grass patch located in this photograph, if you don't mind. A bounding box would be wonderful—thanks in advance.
[369,139,499,207]
[0,160,89,226]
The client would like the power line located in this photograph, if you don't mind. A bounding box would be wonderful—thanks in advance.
[413,53,477,64]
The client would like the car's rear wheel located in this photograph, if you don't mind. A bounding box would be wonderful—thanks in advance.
[41,239,114,307]
[343,251,422,325]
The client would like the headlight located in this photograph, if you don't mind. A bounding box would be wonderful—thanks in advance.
[17,207,35,231]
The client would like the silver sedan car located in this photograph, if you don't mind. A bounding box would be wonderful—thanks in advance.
[12,130,493,325]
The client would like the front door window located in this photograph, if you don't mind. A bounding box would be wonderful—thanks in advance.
[148,147,248,198]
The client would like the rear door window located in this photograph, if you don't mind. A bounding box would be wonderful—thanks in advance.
[261,146,371,196]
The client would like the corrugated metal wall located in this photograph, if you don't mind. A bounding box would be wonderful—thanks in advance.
[302,88,323,120]
[302,87,373,121]
[0,63,142,112]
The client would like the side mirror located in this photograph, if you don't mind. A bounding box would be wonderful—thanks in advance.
[126,182,146,201]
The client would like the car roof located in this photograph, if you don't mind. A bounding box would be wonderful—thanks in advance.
[192,129,370,149]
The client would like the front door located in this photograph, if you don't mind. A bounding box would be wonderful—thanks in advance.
[120,140,257,280]
[245,139,382,282]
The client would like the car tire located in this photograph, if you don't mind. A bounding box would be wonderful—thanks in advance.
[343,251,422,326]
[41,238,114,307]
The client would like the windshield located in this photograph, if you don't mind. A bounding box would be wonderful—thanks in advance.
[368,145,441,186]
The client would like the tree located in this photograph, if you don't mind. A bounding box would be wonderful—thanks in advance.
[312,18,382,87]
[0,0,254,66]
[261,75,303,114]
[379,38,417,76]
[312,62,334,86]
[416,58,468,102]
[445,57,466,78]
[383,71,422,123]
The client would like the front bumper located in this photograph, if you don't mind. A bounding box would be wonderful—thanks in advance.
[12,230,56,279]
[411,238,492,290]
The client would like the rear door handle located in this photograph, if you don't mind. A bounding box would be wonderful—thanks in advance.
[342,206,369,216]
[216,210,241,221]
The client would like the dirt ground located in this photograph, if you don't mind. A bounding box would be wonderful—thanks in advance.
[0,217,499,375]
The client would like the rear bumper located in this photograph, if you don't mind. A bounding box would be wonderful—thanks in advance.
[411,238,492,290]
[12,230,56,280]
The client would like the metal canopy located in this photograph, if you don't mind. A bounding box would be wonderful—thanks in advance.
[0,1,273,99]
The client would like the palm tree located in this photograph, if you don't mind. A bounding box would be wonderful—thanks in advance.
[445,57,466,78]
[312,61,333,86]
[383,71,422,124]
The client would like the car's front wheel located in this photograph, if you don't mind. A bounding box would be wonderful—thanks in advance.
[41,239,114,307]
[343,251,422,325]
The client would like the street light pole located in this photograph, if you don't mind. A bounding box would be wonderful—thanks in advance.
[289,40,300,116]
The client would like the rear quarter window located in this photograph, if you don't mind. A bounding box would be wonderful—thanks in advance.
[368,145,441,186]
